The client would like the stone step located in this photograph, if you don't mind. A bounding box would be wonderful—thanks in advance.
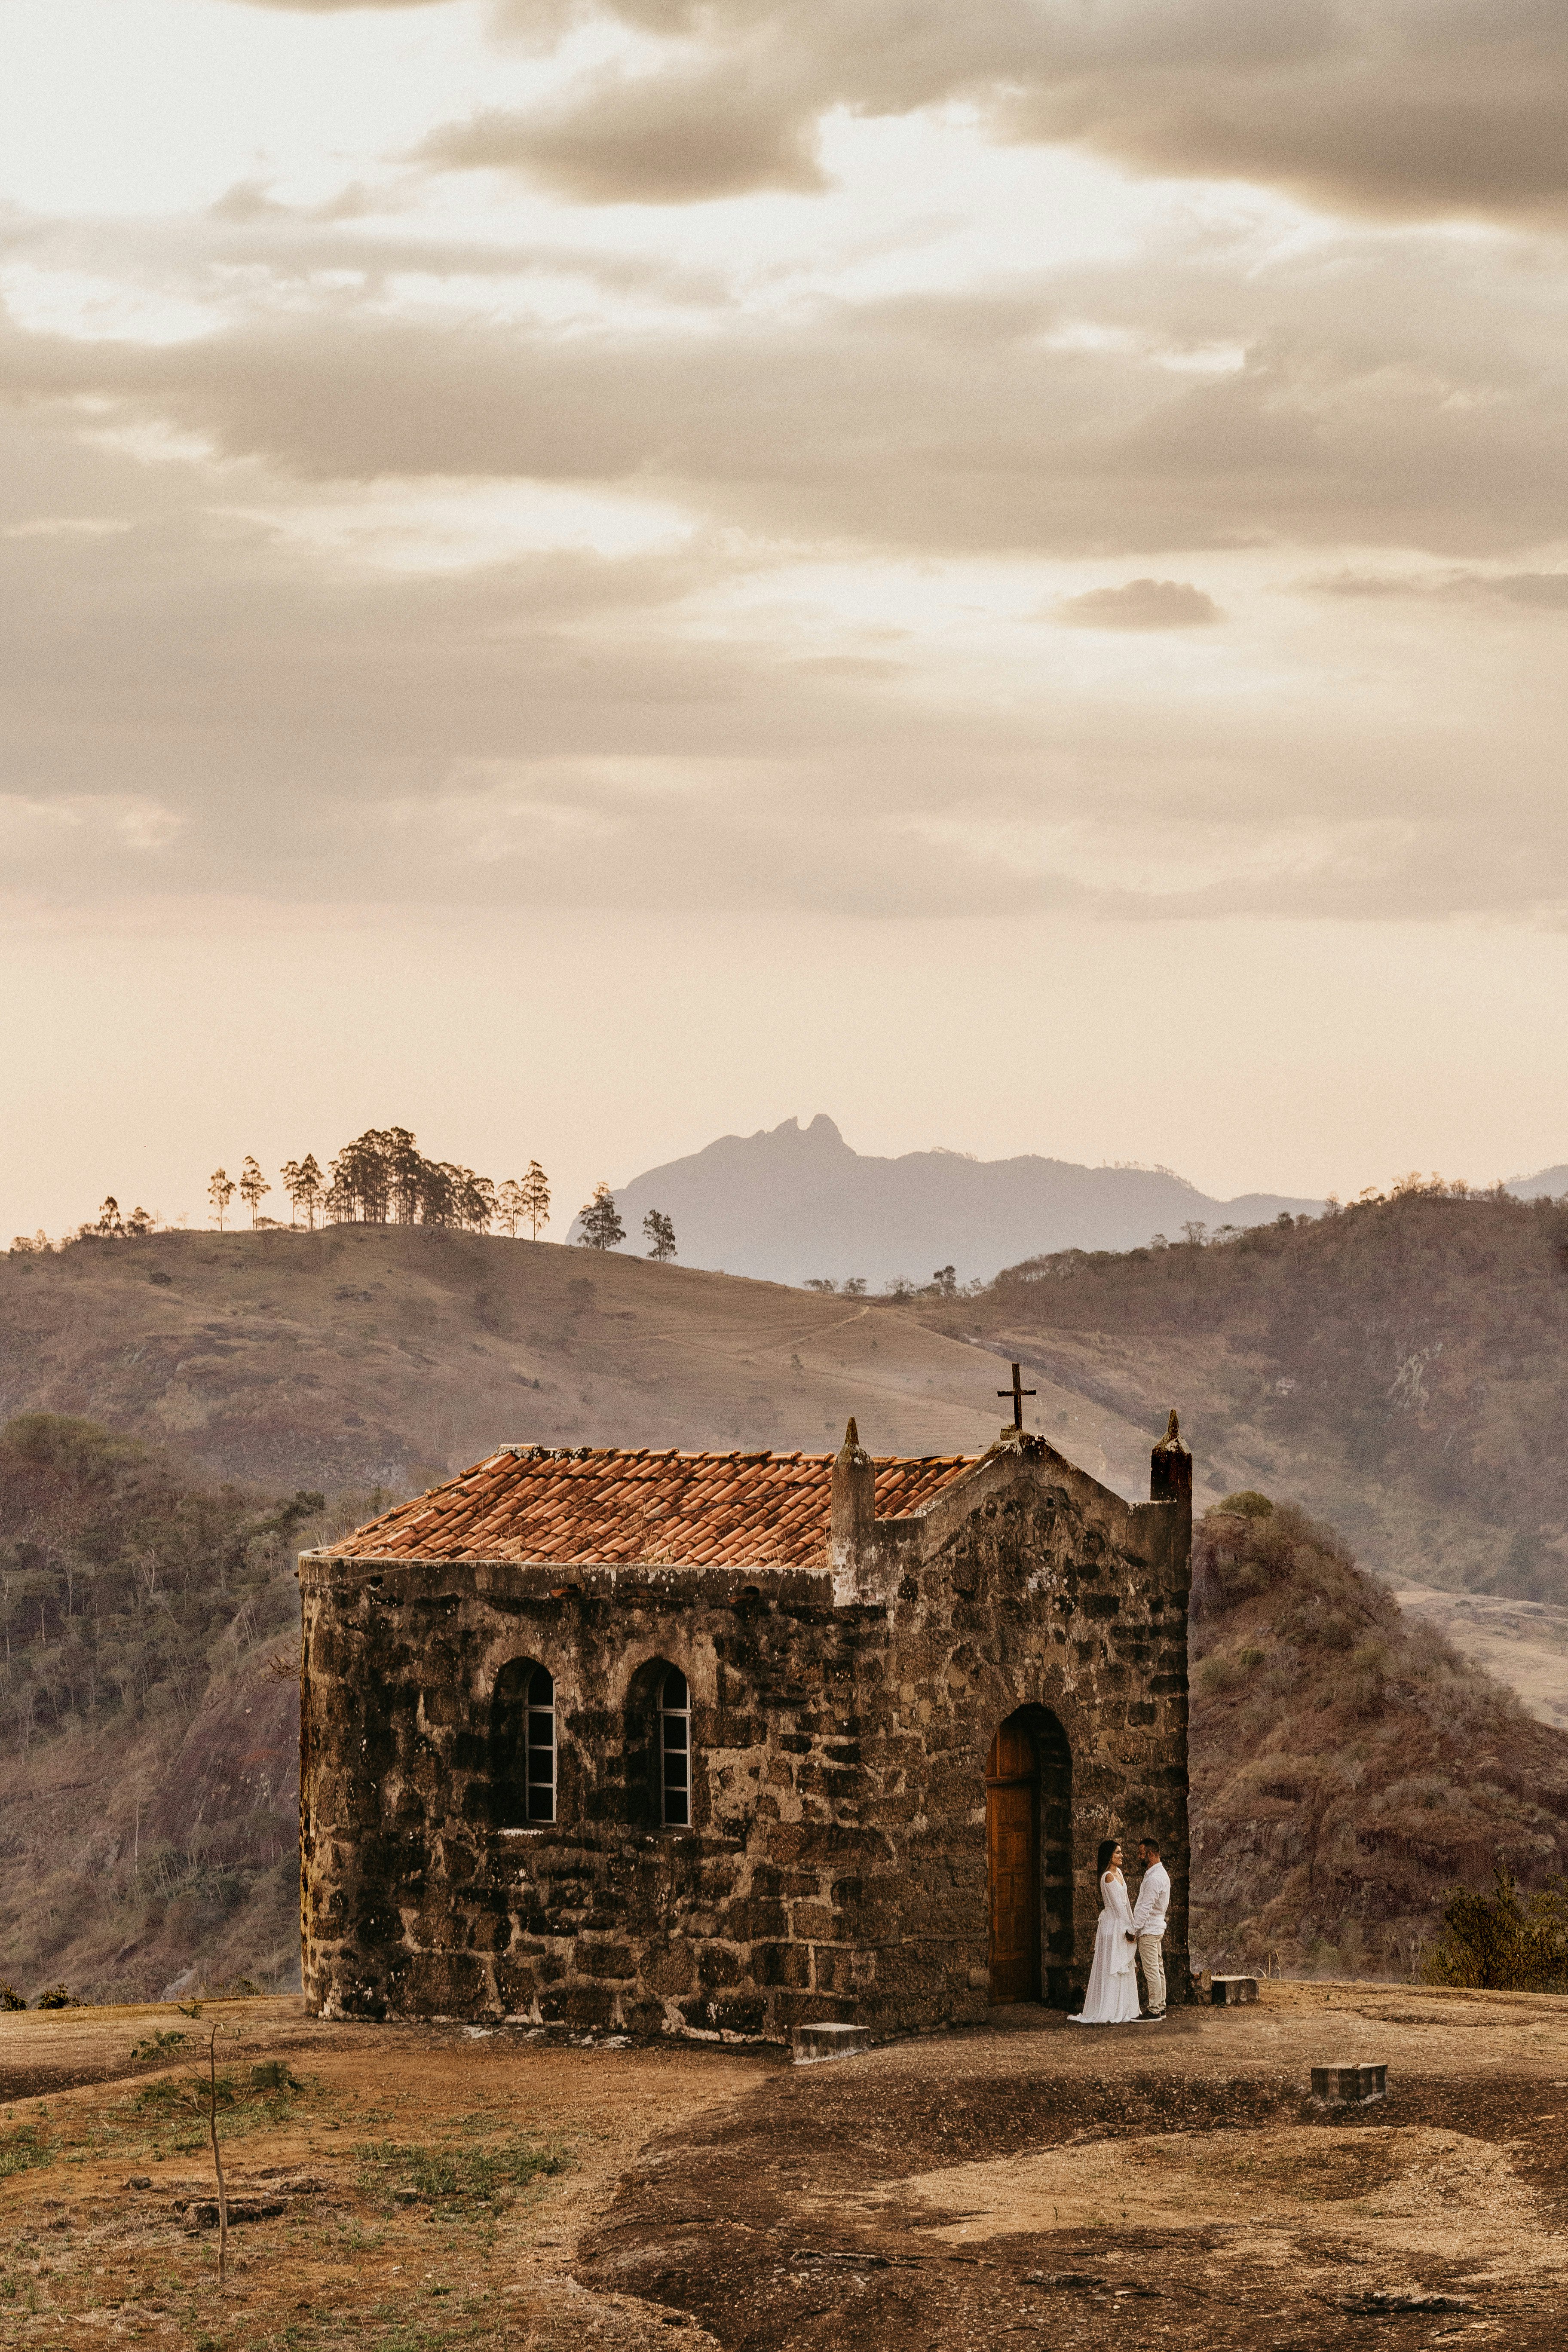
[792,2021,872,2065]
[1311,2061,1387,2104]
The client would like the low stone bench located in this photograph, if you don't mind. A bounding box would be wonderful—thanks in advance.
[792,2022,872,2065]
[1311,2062,1387,2104]
[1209,1975,1259,2005]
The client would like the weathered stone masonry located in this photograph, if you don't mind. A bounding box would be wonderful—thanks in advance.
[299,1415,1191,2038]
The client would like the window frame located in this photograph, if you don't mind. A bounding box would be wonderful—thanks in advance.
[491,1656,556,1831]
[657,1664,691,1828]
[524,1663,555,1825]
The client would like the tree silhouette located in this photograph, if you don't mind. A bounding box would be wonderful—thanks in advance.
[577,1183,625,1251]
[323,1129,498,1231]
[95,1197,123,1238]
[208,1170,236,1231]
[239,1157,270,1225]
[496,1178,524,1237]
[126,1207,155,1238]
[281,1154,324,1230]
[643,1209,677,1263]
[519,1161,551,1241]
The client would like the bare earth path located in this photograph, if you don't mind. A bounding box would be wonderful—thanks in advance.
[4,1983,1568,2349]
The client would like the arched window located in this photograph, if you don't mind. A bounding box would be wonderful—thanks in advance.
[658,1665,690,1826]
[492,1660,555,1826]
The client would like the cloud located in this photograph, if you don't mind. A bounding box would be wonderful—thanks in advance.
[6,6,1568,943]
[421,60,827,202]
[996,1,1568,227]
[236,2,460,11]
[1308,567,1568,608]
[1054,578,1221,629]
[421,2,1568,226]
[1495,572,1568,609]
[10,239,1567,561]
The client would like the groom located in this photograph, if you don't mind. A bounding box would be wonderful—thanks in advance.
[1125,1835,1170,2019]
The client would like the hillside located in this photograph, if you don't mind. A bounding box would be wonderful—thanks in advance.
[1189,1494,1568,1979]
[5,1414,1563,2002]
[586,1113,1323,1287]
[0,1222,1182,1501]
[922,1182,1568,1605]
[0,1414,326,2005]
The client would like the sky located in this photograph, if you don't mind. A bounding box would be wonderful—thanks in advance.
[4,0,1568,1243]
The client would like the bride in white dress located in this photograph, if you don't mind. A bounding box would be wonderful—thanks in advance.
[1069,1838,1143,2025]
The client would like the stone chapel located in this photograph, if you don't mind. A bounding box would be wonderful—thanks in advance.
[297,1410,1192,2039]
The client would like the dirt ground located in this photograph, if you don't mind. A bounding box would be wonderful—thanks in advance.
[3,1981,1567,2350]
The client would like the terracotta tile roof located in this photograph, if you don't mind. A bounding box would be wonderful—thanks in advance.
[322,1445,977,1571]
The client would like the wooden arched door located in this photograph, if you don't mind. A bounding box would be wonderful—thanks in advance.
[986,1713,1039,2003]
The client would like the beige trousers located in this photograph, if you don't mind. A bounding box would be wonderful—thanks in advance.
[1137,1932,1166,2014]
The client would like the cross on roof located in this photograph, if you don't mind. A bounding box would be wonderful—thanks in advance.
[998,1361,1036,1429]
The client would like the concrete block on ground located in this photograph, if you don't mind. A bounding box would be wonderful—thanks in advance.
[792,2021,873,2065]
[1311,2061,1387,2104]
[1210,1975,1259,2005]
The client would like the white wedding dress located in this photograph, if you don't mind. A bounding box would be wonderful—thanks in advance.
[1069,1870,1142,2024]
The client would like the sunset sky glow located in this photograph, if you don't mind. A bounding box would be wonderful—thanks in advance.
[4,1,1568,1241]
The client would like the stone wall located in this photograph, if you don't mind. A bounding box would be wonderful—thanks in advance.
[299,1425,1190,2037]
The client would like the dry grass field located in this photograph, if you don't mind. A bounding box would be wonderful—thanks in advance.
[0,1226,1193,1502]
[3,1985,1568,2350]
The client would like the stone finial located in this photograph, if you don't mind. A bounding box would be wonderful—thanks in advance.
[830,1416,876,1598]
[1150,1407,1192,1507]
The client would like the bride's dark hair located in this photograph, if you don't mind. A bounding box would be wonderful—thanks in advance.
[1096,1836,1120,1878]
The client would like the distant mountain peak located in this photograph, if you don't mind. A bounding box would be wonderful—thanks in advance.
[597,1116,1323,1286]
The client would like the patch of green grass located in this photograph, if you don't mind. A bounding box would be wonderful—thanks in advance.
[0,2125,53,2182]
[131,2059,314,2155]
[129,2029,190,2064]
[352,2133,568,2215]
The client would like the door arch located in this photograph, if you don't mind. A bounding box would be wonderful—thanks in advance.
[986,1706,1072,2006]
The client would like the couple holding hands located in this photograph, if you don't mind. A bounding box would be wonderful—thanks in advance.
[1070,1834,1169,2025]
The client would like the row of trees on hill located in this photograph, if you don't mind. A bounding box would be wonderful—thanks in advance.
[12,1130,681,1266]
[207,1132,552,1240]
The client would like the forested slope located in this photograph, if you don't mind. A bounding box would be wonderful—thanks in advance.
[1189,1494,1568,1978]
[927,1183,1568,1600]
[0,1415,336,2003]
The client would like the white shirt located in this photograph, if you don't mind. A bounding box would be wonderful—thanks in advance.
[1130,1859,1170,1939]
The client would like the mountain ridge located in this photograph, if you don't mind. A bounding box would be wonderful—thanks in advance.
[582,1113,1325,1286]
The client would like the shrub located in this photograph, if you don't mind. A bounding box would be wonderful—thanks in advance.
[248,2059,301,2093]
[0,1984,25,2012]
[1422,1861,1568,1992]
[1219,1491,1274,1519]
[129,2028,189,2063]
[34,1985,78,2010]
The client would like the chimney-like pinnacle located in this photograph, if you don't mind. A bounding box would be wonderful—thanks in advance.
[830,1413,876,1599]
[1150,1405,1192,1511]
